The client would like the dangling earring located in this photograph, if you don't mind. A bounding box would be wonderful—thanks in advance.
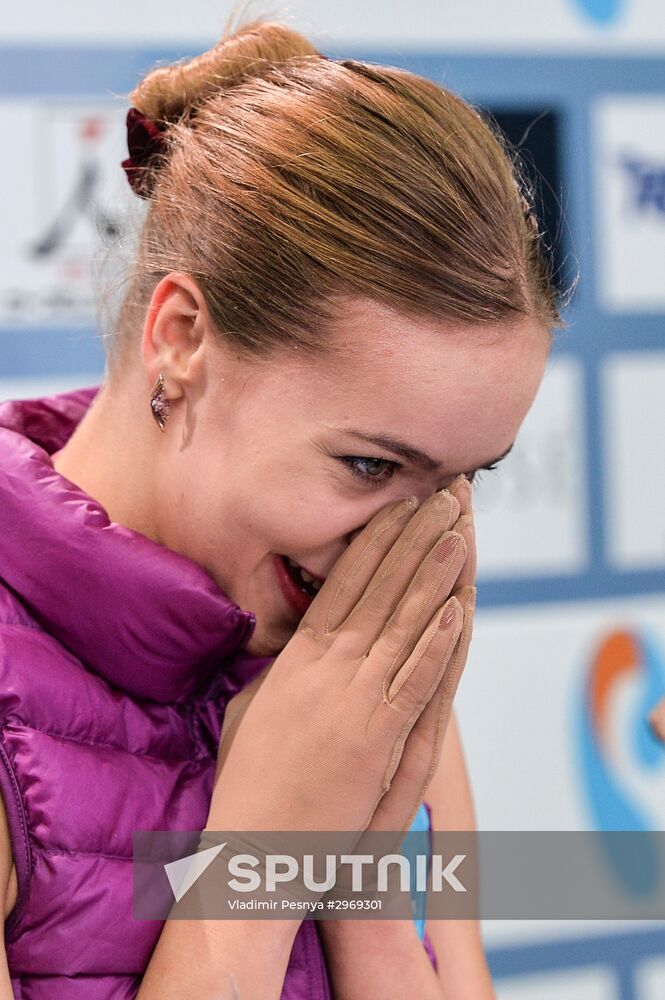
[149,372,171,431]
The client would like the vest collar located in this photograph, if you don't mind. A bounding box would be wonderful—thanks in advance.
[0,386,256,702]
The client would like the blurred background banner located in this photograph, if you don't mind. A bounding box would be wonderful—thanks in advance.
[1,2,664,997]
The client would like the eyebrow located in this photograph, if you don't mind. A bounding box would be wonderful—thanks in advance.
[330,428,515,475]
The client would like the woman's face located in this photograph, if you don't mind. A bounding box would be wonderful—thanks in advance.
[155,296,551,657]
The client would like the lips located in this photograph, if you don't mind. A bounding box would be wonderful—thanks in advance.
[272,554,322,618]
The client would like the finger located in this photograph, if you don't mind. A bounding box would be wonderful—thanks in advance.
[298,496,419,640]
[364,530,467,670]
[448,474,472,517]
[330,489,460,638]
[385,591,466,707]
[410,586,476,818]
[367,587,473,834]
[448,476,476,588]
[453,514,476,588]
[369,651,448,833]
[367,595,464,791]
[377,586,476,832]
[328,491,462,654]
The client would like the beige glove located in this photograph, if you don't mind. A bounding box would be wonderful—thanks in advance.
[207,484,469,841]
[217,477,475,828]
[367,474,476,834]
[330,477,475,916]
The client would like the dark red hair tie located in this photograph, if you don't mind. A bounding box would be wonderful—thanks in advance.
[121,108,167,198]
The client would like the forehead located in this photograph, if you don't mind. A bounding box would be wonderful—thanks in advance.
[273,298,551,472]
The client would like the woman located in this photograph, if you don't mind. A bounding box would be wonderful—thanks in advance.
[0,16,559,999]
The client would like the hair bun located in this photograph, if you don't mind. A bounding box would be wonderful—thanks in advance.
[130,19,321,123]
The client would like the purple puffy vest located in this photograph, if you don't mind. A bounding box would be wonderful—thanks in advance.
[0,387,436,998]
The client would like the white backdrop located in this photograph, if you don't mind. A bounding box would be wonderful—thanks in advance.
[1,0,665,51]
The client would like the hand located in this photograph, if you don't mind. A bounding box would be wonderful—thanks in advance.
[328,477,476,917]
[214,662,273,784]
[218,477,476,832]
[367,475,476,836]
[207,487,468,838]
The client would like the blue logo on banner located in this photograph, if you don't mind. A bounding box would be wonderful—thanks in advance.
[621,158,665,217]
[571,0,624,24]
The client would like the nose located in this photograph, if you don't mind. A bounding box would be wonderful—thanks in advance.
[344,495,421,547]
[344,485,453,548]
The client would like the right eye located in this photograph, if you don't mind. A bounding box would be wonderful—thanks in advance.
[338,456,400,490]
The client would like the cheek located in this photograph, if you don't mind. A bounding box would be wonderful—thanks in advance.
[171,435,353,553]
[256,492,348,549]
[227,470,351,553]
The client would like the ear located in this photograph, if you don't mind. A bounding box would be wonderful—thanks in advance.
[141,271,213,399]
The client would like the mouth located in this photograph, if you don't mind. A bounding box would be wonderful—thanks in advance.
[272,554,327,620]
[280,555,326,597]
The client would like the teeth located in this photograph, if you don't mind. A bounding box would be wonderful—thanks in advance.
[284,557,324,591]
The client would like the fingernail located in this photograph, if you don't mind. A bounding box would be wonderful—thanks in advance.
[434,533,460,562]
[439,598,460,628]
[448,474,471,498]
[432,491,459,522]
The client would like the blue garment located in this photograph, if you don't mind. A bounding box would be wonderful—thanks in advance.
[408,801,433,940]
